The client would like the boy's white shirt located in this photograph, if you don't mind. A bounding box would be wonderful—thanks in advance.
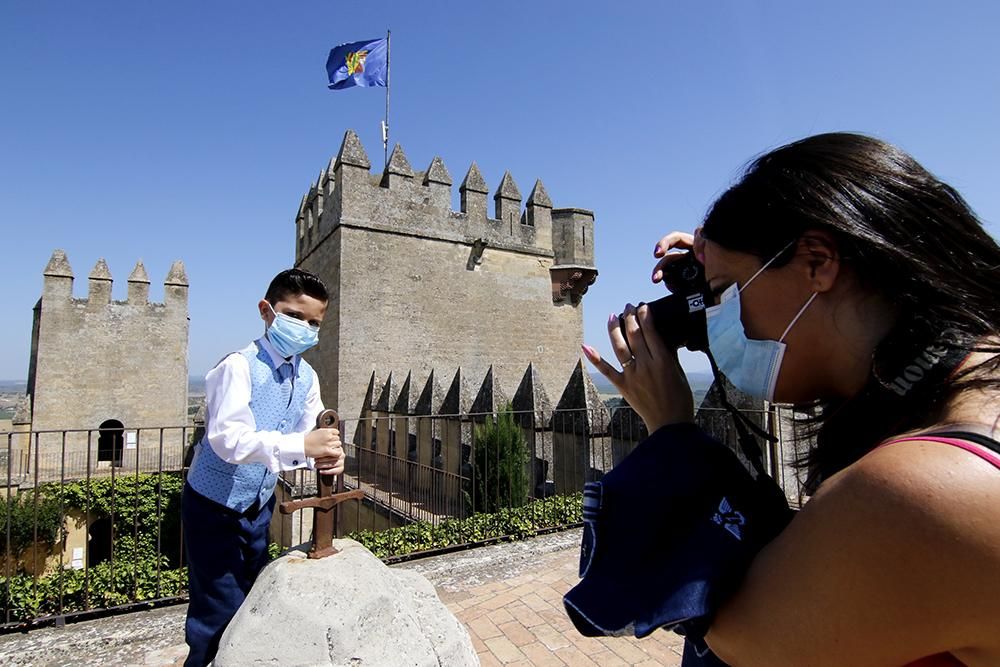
[202,335,322,472]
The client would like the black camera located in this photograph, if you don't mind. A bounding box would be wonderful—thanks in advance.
[619,251,711,352]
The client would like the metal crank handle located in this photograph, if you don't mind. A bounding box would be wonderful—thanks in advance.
[316,408,339,430]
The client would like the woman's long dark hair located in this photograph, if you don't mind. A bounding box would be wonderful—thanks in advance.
[700,132,1000,490]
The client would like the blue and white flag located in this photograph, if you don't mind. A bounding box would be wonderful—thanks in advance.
[326,37,388,90]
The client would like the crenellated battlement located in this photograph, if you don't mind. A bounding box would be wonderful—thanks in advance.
[41,250,188,310]
[28,250,190,437]
[295,129,599,432]
[294,129,596,286]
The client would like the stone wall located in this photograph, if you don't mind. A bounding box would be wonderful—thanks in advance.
[296,130,598,424]
[24,250,189,464]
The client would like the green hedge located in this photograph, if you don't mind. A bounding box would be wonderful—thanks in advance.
[2,470,582,624]
[349,492,582,560]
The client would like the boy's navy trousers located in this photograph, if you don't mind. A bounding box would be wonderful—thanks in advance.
[182,483,275,667]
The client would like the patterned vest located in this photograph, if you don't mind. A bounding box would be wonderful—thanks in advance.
[187,341,315,512]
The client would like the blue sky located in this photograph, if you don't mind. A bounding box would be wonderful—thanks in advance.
[2,2,999,382]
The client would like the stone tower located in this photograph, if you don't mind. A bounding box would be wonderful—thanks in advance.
[23,250,189,471]
[294,130,598,423]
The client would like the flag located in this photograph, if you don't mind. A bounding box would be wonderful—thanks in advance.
[326,37,388,90]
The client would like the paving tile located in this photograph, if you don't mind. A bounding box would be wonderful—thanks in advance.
[481,591,519,611]
[634,635,686,665]
[519,641,567,667]
[531,624,573,652]
[497,620,536,647]
[553,645,601,667]
[511,607,545,628]
[467,615,503,641]
[487,608,515,626]
[585,649,630,666]
[507,583,539,599]
[478,652,504,667]
[457,604,488,623]
[480,581,509,594]
[605,638,654,664]
[565,630,606,655]
[537,606,571,628]
[484,635,527,663]
[520,592,550,612]
[534,584,566,602]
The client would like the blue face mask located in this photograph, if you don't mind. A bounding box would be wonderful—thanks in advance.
[266,303,320,358]
[705,245,817,401]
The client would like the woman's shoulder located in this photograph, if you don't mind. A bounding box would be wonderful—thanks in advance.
[707,432,1000,665]
[815,434,1000,654]
[819,431,1000,538]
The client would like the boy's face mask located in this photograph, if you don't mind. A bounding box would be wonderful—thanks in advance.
[266,302,320,358]
[705,242,817,401]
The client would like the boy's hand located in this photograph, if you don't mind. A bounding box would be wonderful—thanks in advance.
[314,454,344,476]
[304,428,345,476]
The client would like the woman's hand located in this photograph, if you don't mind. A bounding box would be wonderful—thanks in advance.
[582,303,694,433]
[651,229,704,286]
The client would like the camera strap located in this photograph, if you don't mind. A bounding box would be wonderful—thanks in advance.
[705,351,777,480]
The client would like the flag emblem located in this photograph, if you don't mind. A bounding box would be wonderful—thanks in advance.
[345,50,368,76]
[711,497,746,541]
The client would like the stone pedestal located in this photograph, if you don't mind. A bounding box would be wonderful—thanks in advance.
[214,539,478,667]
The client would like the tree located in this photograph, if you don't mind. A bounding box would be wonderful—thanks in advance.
[466,404,530,514]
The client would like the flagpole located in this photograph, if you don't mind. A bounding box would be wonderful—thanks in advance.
[383,29,391,169]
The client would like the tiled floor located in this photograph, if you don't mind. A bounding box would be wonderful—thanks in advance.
[400,529,685,666]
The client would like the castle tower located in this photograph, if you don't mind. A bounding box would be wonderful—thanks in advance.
[295,130,599,424]
[26,250,190,474]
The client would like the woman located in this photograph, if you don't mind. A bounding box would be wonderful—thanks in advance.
[583,133,1000,666]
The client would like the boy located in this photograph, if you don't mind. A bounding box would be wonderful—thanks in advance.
[182,268,344,667]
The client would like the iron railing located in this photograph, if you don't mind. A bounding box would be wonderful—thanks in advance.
[1,404,798,630]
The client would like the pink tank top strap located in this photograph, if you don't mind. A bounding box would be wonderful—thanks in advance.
[878,434,1000,470]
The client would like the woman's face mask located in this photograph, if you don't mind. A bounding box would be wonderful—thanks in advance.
[705,243,817,401]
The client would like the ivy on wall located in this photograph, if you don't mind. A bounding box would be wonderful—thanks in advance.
[2,473,187,624]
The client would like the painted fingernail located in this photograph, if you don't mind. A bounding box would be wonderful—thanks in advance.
[581,344,597,359]
[652,270,662,281]
[608,313,617,325]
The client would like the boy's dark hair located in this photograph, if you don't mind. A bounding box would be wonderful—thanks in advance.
[264,268,329,304]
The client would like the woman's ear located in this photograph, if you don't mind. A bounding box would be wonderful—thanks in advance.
[798,230,840,293]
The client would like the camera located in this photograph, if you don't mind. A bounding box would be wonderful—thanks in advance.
[619,250,711,352]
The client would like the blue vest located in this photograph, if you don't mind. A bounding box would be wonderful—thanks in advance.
[188,341,315,512]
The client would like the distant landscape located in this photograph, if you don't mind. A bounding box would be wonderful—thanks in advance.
[589,369,713,395]
[591,370,714,410]
[1,372,715,423]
